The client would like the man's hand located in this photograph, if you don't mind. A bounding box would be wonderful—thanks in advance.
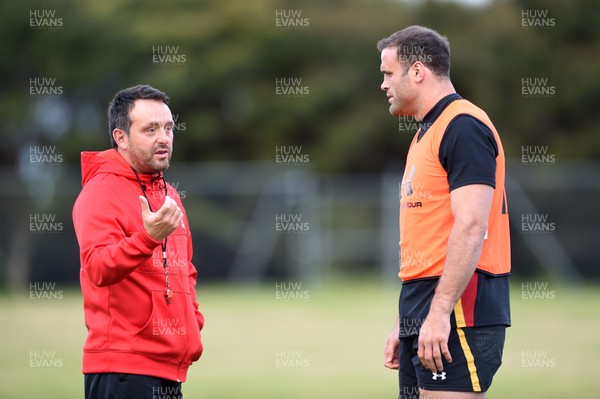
[140,195,183,241]
[418,312,452,372]
[384,320,400,369]
[415,184,492,372]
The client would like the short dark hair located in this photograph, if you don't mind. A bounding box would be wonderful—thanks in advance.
[107,84,170,148]
[377,26,450,77]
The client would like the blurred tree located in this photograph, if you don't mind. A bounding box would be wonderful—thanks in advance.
[1,0,599,170]
[1,0,599,287]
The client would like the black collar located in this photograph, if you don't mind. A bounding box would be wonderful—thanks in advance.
[417,93,462,142]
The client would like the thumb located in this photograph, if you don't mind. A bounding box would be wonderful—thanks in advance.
[139,195,151,215]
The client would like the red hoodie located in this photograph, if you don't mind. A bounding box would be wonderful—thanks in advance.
[72,149,204,382]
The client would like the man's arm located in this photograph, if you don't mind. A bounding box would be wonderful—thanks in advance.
[417,184,493,372]
[384,319,400,369]
[73,185,182,287]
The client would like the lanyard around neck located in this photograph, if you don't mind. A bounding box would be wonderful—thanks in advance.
[132,169,173,305]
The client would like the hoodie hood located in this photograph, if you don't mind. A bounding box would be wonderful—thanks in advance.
[80,149,162,187]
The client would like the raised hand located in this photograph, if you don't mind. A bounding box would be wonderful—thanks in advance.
[140,195,183,241]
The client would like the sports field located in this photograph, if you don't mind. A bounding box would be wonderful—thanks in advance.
[0,278,596,398]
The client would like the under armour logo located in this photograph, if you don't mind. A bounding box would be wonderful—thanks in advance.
[432,371,446,381]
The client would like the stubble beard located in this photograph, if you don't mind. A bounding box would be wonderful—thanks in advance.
[130,147,172,174]
[390,98,405,117]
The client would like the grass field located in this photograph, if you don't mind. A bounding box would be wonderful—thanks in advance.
[0,278,597,398]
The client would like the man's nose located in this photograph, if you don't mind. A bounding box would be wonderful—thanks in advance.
[157,127,170,143]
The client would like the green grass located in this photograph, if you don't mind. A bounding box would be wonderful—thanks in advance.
[0,279,597,398]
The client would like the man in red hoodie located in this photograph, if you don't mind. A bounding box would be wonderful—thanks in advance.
[73,85,204,399]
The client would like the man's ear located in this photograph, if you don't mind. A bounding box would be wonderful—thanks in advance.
[411,61,426,83]
[112,128,127,150]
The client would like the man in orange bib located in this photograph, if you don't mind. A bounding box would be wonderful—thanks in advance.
[378,26,511,398]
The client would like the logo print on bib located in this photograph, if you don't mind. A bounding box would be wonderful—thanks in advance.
[401,165,416,198]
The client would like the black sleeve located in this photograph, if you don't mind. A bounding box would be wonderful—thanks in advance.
[439,115,498,192]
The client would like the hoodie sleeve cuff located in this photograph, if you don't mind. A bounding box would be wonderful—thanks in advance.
[137,227,163,252]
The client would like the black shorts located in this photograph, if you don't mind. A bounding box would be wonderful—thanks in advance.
[84,373,183,399]
[398,326,505,397]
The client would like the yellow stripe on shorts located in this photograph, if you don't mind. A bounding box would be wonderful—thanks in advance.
[454,299,466,328]
[456,327,481,392]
